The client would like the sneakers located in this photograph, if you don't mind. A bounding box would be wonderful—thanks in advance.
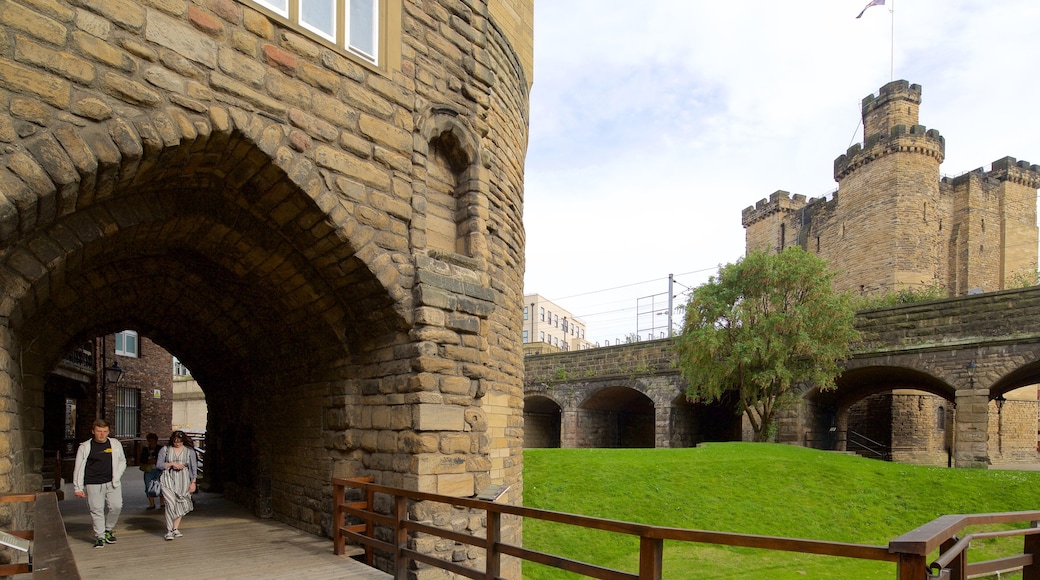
[104,530,117,544]
[172,529,183,538]
[93,538,105,549]
[164,531,175,541]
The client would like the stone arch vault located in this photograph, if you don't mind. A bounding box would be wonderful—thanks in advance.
[0,0,531,569]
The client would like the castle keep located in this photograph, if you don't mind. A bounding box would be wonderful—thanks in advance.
[743,80,1040,296]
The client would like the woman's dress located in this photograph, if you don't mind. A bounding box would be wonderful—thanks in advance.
[161,447,195,529]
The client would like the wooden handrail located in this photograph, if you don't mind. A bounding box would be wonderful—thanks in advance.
[0,492,80,579]
[333,477,1040,579]
[335,477,948,579]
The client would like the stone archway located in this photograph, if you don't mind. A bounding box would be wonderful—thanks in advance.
[4,112,408,530]
[577,386,655,448]
[523,395,561,448]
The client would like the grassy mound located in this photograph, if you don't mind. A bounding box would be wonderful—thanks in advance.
[523,443,1040,579]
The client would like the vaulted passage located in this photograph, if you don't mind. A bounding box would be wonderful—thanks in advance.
[9,129,402,531]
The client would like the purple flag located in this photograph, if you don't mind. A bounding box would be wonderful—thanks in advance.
[856,0,885,18]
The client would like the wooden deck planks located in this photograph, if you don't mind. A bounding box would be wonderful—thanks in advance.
[57,475,387,580]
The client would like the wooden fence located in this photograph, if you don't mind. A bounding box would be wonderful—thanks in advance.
[333,477,1040,580]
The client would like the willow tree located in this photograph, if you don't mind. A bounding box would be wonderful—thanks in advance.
[673,247,859,441]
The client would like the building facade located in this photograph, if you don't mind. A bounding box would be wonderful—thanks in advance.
[44,332,174,480]
[742,80,1040,297]
[522,293,592,355]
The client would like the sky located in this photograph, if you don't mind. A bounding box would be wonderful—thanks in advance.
[521,0,1040,347]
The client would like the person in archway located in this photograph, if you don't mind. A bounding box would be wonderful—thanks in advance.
[73,419,127,549]
[155,430,198,540]
[138,433,165,510]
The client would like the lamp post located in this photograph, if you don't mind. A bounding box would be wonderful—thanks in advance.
[100,360,124,420]
[966,360,976,389]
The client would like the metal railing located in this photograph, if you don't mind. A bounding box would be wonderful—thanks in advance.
[892,511,1040,579]
[333,477,1040,580]
[848,429,892,460]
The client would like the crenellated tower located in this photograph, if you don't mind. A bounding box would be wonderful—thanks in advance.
[743,80,1038,297]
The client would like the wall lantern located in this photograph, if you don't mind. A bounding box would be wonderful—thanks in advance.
[104,361,125,385]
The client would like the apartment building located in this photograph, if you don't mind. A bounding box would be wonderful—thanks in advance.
[522,294,592,354]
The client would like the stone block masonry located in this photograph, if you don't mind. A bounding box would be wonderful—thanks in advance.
[743,80,1039,299]
[0,1,533,577]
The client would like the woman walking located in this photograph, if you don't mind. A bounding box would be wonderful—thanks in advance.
[139,433,164,510]
[155,430,198,540]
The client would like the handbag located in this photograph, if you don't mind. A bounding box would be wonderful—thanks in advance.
[147,477,162,498]
[139,463,153,472]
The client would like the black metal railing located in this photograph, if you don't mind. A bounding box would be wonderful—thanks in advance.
[848,429,892,460]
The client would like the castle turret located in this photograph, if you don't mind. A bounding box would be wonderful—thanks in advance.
[862,80,921,139]
[834,81,945,182]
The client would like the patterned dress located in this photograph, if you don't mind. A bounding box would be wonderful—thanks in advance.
[160,446,196,531]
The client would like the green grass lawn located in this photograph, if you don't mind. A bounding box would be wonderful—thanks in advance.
[522,443,1040,579]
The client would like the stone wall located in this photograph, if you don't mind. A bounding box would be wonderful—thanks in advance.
[0,1,531,575]
[524,338,678,385]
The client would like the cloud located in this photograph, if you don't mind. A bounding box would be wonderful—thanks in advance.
[523,0,1040,344]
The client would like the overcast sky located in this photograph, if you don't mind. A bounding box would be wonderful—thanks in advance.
[521,0,1040,346]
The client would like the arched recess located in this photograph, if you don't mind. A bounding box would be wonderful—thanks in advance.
[806,365,955,464]
[577,386,655,448]
[0,108,407,534]
[523,395,561,448]
[986,358,1040,463]
[670,393,742,446]
[416,107,490,264]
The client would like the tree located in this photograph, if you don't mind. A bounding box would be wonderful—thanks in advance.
[673,248,859,441]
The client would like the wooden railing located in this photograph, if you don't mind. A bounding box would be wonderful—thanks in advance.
[890,511,1040,579]
[333,477,1040,580]
[0,492,80,578]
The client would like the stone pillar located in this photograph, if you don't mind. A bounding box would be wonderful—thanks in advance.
[655,404,671,448]
[834,412,849,452]
[560,410,578,448]
[954,388,990,467]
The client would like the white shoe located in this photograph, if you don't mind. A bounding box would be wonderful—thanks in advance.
[164,531,175,541]
[172,529,183,538]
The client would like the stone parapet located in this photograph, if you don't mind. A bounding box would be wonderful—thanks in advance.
[834,124,945,181]
[740,190,812,228]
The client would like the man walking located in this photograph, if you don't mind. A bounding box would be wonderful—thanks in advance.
[73,419,127,548]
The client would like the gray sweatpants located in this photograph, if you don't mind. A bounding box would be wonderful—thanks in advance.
[85,482,122,539]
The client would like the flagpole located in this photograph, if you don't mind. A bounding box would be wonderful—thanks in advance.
[890,0,895,81]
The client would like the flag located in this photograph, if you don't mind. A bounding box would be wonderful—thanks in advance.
[856,0,885,18]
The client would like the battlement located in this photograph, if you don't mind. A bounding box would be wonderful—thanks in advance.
[862,80,924,145]
[945,156,1040,189]
[862,80,922,116]
[834,123,945,181]
[741,190,816,227]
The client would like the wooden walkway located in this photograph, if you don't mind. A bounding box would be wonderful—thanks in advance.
[57,473,389,580]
